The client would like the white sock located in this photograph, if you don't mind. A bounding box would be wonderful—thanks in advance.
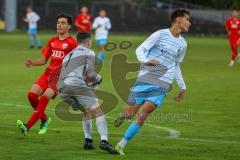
[82,118,92,139]
[119,138,128,148]
[229,60,234,66]
[96,115,108,141]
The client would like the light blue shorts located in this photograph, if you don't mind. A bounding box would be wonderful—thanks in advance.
[96,39,107,46]
[28,28,37,35]
[127,82,167,108]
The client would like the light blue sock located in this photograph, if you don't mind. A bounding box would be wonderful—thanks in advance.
[98,52,105,61]
[36,36,42,47]
[29,35,34,47]
[123,122,141,141]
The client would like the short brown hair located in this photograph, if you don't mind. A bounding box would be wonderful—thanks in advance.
[56,13,73,25]
[77,31,91,44]
[171,8,190,23]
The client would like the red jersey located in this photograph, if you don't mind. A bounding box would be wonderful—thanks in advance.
[75,13,92,32]
[225,18,240,35]
[41,35,77,74]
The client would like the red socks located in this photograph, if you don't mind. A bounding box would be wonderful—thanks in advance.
[28,92,47,122]
[231,45,238,61]
[27,96,49,130]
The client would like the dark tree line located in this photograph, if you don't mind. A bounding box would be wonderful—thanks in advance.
[131,0,240,10]
[175,0,240,9]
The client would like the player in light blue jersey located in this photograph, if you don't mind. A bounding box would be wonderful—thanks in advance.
[23,5,42,49]
[92,9,111,62]
[114,9,191,155]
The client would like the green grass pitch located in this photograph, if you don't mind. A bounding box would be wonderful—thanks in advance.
[0,32,239,160]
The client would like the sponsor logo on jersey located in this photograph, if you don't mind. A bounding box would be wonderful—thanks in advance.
[52,50,65,58]
[82,19,90,23]
[231,24,238,28]
[62,43,68,49]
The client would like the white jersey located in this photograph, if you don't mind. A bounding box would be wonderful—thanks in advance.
[25,11,40,29]
[136,29,187,89]
[92,16,111,40]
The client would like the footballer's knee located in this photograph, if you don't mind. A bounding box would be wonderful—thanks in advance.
[124,109,135,119]
[136,112,148,124]
[124,103,139,119]
[136,112,147,126]
[136,121,144,126]
[82,111,92,121]
[42,88,55,99]
[29,84,42,95]
[90,104,104,118]
[99,45,104,51]
[32,34,37,38]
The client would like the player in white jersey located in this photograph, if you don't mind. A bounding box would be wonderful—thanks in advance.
[92,9,111,62]
[57,32,117,154]
[23,5,42,48]
[114,9,191,155]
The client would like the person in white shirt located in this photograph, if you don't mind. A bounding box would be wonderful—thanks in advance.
[114,8,191,155]
[92,9,111,61]
[23,5,42,48]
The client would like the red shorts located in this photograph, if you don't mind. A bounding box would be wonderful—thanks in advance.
[228,34,240,47]
[35,70,60,96]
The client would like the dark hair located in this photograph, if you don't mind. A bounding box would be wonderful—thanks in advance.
[56,13,73,25]
[99,8,105,12]
[171,8,190,23]
[26,5,32,9]
[77,31,91,43]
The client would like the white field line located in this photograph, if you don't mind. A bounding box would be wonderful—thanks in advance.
[1,102,240,145]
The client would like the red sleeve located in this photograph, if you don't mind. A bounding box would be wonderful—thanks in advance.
[89,14,93,23]
[75,15,81,24]
[225,19,230,30]
[238,19,240,30]
[41,38,53,59]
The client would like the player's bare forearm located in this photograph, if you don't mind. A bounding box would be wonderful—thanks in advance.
[174,89,185,102]
[22,17,28,22]
[32,59,47,66]
[96,24,102,29]
[225,28,231,35]
[75,23,86,29]
[25,57,47,68]
[145,60,159,65]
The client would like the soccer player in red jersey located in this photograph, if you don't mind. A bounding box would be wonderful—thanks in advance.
[75,6,92,33]
[225,9,240,66]
[17,13,77,136]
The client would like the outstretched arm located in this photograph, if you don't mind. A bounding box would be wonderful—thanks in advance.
[225,19,231,35]
[75,21,86,30]
[22,16,28,23]
[174,63,186,102]
[25,56,47,68]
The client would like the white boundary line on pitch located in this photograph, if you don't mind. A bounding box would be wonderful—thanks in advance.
[106,116,181,138]
[0,102,56,111]
[1,102,180,137]
[1,102,181,138]
[1,122,239,145]
[2,102,240,145]
[145,124,181,138]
